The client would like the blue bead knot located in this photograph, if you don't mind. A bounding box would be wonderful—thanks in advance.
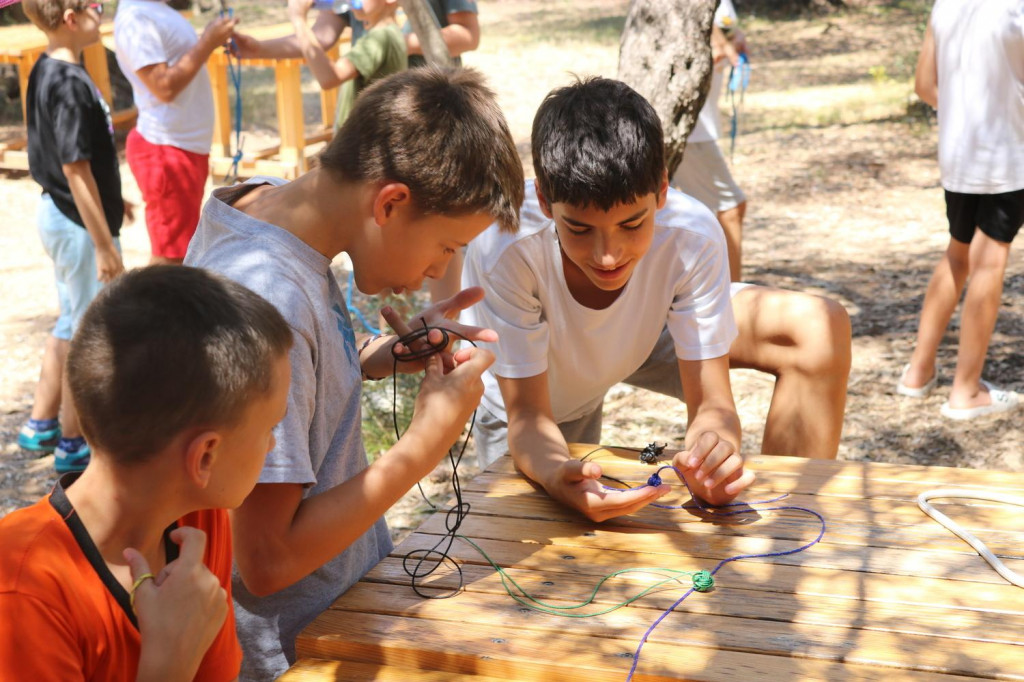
[692,570,714,592]
[646,473,662,487]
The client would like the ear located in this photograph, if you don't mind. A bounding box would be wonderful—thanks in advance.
[63,8,78,29]
[535,183,554,219]
[184,430,221,489]
[656,169,669,210]
[371,182,413,227]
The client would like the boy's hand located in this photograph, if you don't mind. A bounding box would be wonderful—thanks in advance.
[95,243,124,284]
[123,198,136,224]
[126,527,228,682]
[230,30,261,58]
[542,458,671,523]
[200,15,239,52]
[673,432,754,506]
[388,287,499,372]
[288,0,315,21]
[407,348,494,455]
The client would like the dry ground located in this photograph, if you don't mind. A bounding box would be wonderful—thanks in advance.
[1,1,1021,533]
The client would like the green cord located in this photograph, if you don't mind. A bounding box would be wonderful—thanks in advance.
[457,535,713,618]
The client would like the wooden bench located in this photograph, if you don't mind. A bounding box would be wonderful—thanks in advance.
[290,445,1024,680]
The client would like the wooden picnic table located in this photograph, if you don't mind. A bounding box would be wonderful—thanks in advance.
[284,445,1024,681]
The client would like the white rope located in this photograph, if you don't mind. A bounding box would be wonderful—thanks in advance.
[917,489,1024,588]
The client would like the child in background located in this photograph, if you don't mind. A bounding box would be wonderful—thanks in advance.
[0,265,294,681]
[113,0,237,264]
[288,0,406,128]
[184,67,523,681]
[17,0,126,474]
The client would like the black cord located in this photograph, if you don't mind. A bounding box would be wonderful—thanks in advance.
[383,320,477,599]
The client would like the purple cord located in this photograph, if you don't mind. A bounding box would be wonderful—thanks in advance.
[603,466,827,681]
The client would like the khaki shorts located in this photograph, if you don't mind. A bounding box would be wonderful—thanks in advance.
[671,140,746,213]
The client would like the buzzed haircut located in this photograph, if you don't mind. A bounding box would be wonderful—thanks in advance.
[22,0,89,32]
[67,266,293,465]
[319,66,524,233]
[532,77,666,211]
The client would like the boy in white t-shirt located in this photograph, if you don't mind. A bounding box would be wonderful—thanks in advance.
[114,2,236,264]
[898,0,1023,419]
[464,78,851,522]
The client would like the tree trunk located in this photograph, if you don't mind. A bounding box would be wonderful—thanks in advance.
[617,0,717,177]
[399,0,454,67]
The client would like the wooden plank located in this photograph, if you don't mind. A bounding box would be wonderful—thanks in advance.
[359,559,1024,644]
[366,555,1024,616]
[395,526,1024,591]
[278,658,514,681]
[454,488,1024,555]
[297,611,1009,681]
[318,581,1024,676]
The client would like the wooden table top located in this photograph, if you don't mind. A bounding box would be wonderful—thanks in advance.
[289,446,1024,681]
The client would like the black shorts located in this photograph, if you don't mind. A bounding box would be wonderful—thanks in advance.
[945,188,1024,244]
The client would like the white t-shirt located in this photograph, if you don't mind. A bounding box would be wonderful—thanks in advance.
[463,180,737,424]
[689,0,738,143]
[114,0,214,154]
[932,0,1024,194]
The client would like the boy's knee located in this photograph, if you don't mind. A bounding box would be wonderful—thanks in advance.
[791,295,851,377]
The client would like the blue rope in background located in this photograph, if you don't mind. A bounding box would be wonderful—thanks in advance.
[222,9,245,184]
[727,52,750,161]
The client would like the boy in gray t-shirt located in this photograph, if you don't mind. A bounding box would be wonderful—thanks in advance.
[185,67,523,681]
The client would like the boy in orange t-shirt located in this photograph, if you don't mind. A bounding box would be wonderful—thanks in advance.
[0,265,293,681]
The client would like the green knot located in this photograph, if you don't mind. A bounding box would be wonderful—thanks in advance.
[692,570,714,592]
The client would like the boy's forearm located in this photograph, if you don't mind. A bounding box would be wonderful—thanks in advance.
[406,18,479,58]
[507,409,572,491]
[233,429,455,596]
[63,162,115,250]
[141,38,220,104]
[291,17,351,90]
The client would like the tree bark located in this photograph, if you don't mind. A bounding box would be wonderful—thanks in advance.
[617,0,717,177]
[399,0,454,67]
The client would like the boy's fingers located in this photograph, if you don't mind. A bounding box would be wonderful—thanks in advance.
[452,347,494,373]
[438,286,485,318]
[123,547,152,581]
[170,526,209,565]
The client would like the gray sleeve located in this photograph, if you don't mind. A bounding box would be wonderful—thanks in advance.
[259,325,318,485]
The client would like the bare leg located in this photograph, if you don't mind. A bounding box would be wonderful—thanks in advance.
[717,200,746,283]
[428,249,464,304]
[29,335,69,421]
[904,238,970,388]
[947,232,1011,408]
[729,286,851,459]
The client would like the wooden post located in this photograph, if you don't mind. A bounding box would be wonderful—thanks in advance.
[398,0,453,67]
[207,59,233,159]
[319,44,340,131]
[275,60,306,174]
[82,42,112,107]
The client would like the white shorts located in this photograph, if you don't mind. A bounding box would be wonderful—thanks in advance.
[671,140,746,213]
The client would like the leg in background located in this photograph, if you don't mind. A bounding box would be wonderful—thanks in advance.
[718,200,746,283]
[904,237,970,389]
[947,231,1011,408]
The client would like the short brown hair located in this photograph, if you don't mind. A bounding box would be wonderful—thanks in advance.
[22,0,88,32]
[320,67,523,233]
[67,266,293,465]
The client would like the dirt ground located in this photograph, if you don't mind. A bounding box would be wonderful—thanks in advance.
[1,1,1021,533]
